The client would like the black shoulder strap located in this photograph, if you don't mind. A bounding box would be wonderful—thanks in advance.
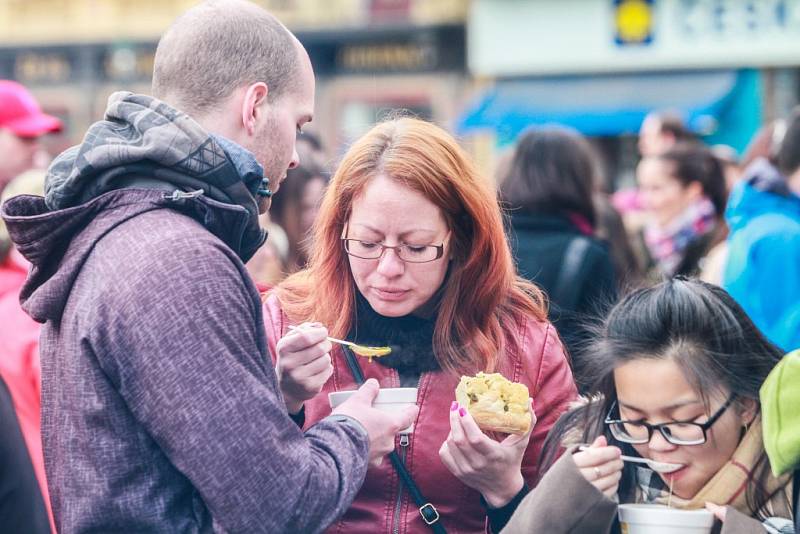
[342,346,447,533]
[552,236,591,309]
[793,469,799,533]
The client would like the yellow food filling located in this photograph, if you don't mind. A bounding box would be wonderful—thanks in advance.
[457,372,529,414]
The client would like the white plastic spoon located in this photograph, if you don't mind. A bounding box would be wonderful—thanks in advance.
[578,446,684,473]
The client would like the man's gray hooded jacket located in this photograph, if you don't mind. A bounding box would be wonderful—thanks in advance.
[1,92,368,533]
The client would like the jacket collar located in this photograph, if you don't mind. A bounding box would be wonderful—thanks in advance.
[2,188,254,322]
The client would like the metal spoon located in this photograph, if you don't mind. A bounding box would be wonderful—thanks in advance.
[287,325,392,360]
[578,446,684,473]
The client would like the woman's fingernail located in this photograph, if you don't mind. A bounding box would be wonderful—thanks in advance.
[450,401,458,411]
[459,407,466,417]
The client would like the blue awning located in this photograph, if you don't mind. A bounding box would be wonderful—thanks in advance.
[456,70,760,148]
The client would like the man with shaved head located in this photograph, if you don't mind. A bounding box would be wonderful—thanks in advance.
[1,1,415,531]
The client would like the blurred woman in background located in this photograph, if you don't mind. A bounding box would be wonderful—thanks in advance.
[636,142,728,279]
[0,170,54,529]
[268,161,329,273]
[501,127,617,386]
[245,213,290,288]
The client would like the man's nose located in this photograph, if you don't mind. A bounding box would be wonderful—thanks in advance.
[288,147,299,170]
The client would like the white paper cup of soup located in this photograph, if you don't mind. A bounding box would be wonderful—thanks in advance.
[328,387,418,434]
[618,504,714,534]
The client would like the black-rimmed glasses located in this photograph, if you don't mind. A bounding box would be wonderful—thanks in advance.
[342,238,446,264]
[604,394,736,446]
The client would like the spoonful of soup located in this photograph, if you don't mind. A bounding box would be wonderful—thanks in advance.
[288,325,392,362]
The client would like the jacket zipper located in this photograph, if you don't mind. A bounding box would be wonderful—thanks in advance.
[164,188,204,201]
[390,373,424,534]
[391,433,410,534]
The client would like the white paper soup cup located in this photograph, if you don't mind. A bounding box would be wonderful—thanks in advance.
[328,387,418,434]
[618,504,714,534]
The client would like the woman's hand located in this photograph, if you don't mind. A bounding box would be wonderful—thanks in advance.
[275,323,333,414]
[705,502,727,522]
[439,400,536,508]
[572,436,623,497]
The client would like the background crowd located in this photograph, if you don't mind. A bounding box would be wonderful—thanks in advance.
[1,1,800,533]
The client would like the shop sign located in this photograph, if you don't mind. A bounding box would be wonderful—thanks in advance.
[13,52,73,84]
[0,44,157,85]
[337,42,437,73]
[469,0,800,75]
[102,46,156,81]
[306,24,465,75]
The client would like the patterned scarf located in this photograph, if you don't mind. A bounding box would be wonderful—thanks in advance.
[644,197,716,276]
[635,418,794,533]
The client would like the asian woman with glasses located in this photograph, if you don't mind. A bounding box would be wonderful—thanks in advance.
[261,117,577,533]
[503,278,794,534]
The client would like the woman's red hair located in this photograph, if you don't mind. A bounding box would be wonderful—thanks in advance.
[273,118,547,374]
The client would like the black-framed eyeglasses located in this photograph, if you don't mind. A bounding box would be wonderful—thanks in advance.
[341,238,446,264]
[604,394,736,446]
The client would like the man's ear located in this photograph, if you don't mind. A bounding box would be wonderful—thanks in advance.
[241,82,269,136]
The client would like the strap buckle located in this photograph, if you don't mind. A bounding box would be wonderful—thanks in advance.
[419,503,440,525]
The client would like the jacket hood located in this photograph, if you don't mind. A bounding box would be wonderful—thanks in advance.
[1,92,270,321]
[45,92,264,207]
[43,91,265,257]
[726,158,800,233]
[2,188,257,323]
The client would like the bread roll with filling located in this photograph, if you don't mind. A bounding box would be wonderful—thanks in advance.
[455,372,531,435]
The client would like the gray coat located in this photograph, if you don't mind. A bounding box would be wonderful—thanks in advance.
[1,92,370,533]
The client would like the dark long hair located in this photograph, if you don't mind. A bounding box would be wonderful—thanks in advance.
[501,127,598,227]
[276,118,547,375]
[654,142,728,217]
[268,162,328,270]
[653,112,694,143]
[540,278,785,518]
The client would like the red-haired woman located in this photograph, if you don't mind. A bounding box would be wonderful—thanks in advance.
[262,118,577,533]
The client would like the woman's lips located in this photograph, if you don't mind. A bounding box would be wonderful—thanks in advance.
[659,464,689,482]
[372,287,409,301]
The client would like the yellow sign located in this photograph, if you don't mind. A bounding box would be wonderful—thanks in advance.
[614,0,654,45]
